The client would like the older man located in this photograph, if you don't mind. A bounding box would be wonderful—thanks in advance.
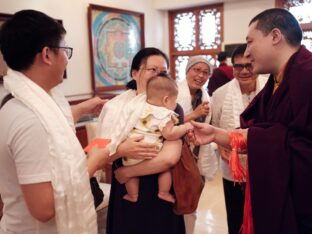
[211,44,267,234]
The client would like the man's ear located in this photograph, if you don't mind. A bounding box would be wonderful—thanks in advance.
[40,46,53,65]
[271,28,283,46]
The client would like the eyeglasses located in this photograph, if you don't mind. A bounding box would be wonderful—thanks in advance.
[192,67,209,76]
[141,67,167,75]
[233,63,252,72]
[49,46,73,59]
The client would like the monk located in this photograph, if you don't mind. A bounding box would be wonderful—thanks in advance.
[190,8,312,234]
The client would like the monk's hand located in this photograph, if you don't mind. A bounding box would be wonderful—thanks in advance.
[188,121,215,145]
[116,135,158,160]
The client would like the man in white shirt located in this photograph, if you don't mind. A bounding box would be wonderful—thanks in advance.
[0,10,108,234]
[211,44,267,234]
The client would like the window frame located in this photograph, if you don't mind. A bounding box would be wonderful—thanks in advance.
[276,0,312,50]
[168,4,224,79]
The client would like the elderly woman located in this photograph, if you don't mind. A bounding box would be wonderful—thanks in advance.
[210,44,267,234]
[177,56,218,234]
[97,47,185,234]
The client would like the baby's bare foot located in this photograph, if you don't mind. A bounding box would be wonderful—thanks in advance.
[123,194,138,203]
[158,192,175,203]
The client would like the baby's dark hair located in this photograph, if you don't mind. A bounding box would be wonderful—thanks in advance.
[146,72,178,100]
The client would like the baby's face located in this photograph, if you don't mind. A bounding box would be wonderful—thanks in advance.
[165,94,178,110]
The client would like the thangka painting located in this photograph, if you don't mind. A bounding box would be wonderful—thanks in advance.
[88,4,144,92]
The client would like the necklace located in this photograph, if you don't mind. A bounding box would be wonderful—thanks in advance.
[273,76,281,93]
[274,76,281,87]
[273,66,285,93]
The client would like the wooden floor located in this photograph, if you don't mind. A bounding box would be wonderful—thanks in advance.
[194,169,228,234]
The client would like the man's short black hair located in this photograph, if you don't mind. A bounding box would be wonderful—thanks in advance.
[231,44,247,64]
[0,10,66,71]
[217,51,227,62]
[249,8,302,47]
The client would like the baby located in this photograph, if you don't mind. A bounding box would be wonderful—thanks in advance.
[123,72,193,203]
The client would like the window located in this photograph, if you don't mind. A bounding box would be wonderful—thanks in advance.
[276,0,312,52]
[168,4,223,81]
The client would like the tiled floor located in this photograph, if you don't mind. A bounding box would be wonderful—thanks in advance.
[0,171,227,234]
[98,170,228,234]
[194,170,228,234]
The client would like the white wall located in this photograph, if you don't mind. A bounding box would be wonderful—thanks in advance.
[0,0,275,99]
[223,0,275,45]
[0,0,167,98]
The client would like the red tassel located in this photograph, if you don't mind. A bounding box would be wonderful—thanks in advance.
[228,132,254,234]
[228,132,247,183]
[241,162,254,234]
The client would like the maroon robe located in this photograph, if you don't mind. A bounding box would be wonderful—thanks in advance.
[240,46,312,234]
[208,63,233,96]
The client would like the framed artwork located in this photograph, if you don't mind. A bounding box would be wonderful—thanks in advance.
[0,13,12,84]
[0,13,65,84]
[88,4,144,93]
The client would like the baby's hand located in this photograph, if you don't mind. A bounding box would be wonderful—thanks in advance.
[184,122,194,132]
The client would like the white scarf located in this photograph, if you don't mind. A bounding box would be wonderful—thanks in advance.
[4,69,97,234]
[177,79,218,180]
[215,76,268,181]
[219,76,268,129]
[97,89,146,155]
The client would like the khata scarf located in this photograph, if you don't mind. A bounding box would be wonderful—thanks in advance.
[97,89,147,155]
[219,77,268,130]
[177,79,218,180]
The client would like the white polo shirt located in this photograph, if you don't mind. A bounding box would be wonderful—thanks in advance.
[0,99,57,234]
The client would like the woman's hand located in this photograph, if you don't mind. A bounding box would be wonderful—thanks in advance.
[114,140,182,184]
[193,101,209,119]
[116,135,158,160]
